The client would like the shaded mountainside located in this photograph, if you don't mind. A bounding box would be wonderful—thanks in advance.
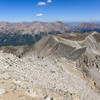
[0,32,46,46]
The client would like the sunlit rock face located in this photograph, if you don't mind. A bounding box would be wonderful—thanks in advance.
[0,32,100,100]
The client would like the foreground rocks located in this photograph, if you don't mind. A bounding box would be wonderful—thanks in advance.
[0,32,100,100]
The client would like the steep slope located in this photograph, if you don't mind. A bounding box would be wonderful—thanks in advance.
[80,32,100,55]
[0,33,41,46]
[75,23,100,33]
[75,32,100,92]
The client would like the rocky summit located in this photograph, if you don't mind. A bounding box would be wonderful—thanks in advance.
[0,31,100,100]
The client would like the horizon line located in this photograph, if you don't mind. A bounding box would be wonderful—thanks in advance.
[0,20,100,23]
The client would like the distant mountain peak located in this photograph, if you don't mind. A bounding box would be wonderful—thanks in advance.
[0,21,100,34]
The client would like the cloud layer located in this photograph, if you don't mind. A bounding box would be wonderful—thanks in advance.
[47,0,52,3]
[36,13,43,17]
[38,0,52,6]
[38,2,46,6]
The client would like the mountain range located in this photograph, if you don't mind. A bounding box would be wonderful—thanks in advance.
[0,21,100,46]
[0,21,100,34]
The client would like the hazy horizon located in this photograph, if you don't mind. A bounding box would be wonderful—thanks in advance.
[0,20,100,26]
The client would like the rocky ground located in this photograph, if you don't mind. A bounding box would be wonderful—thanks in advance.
[0,32,100,100]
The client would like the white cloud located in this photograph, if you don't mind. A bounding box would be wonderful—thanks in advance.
[47,0,52,3]
[38,2,46,6]
[36,13,43,17]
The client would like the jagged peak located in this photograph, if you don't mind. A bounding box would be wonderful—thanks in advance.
[85,31,99,40]
[90,31,99,36]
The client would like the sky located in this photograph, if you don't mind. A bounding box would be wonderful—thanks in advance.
[0,0,100,22]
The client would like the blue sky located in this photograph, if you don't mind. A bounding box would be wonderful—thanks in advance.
[0,0,100,22]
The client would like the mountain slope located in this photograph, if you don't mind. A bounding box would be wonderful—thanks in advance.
[75,23,100,33]
[0,32,100,100]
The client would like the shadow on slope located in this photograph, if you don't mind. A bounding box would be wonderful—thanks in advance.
[0,32,44,46]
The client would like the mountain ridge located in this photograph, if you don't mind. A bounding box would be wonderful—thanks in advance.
[0,21,100,34]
